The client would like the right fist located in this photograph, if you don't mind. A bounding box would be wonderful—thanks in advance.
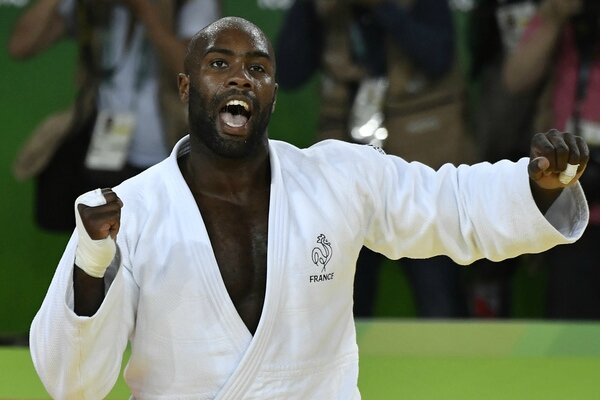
[74,188,123,278]
[77,188,123,240]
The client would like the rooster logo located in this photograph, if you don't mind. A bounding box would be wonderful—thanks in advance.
[311,234,332,272]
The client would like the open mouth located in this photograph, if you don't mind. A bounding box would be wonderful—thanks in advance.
[219,99,251,129]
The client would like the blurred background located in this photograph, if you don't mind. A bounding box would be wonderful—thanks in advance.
[0,0,555,340]
[2,0,600,398]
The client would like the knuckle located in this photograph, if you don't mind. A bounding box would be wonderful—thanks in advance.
[570,147,581,159]
[555,143,569,156]
[533,132,545,141]
[540,142,555,152]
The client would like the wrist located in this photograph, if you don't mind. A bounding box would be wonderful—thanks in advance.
[74,189,117,278]
[75,236,116,278]
[530,179,564,214]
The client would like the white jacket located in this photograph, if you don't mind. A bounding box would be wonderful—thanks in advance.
[30,136,589,399]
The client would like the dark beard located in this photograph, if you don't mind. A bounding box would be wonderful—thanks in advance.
[188,86,273,159]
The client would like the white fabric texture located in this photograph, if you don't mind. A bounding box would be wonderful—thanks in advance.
[30,136,589,399]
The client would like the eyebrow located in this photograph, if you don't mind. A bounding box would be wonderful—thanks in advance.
[204,47,271,61]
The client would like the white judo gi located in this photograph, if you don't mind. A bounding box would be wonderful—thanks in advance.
[30,136,589,399]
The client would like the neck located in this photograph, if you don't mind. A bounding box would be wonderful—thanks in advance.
[182,135,271,201]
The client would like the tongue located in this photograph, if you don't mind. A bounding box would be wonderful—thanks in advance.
[220,112,248,128]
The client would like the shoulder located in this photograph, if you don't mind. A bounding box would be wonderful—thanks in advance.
[113,158,173,215]
[272,138,387,160]
[117,135,188,196]
[270,138,399,178]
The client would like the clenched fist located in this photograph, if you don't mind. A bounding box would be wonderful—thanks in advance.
[528,129,589,190]
[75,188,123,278]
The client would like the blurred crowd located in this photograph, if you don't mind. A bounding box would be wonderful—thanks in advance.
[6,0,600,323]
[274,0,600,320]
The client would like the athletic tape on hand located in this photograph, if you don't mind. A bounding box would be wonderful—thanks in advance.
[74,188,116,278]
[558,163,579,185]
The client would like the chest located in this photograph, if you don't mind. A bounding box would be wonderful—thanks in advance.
[194,191,270,334]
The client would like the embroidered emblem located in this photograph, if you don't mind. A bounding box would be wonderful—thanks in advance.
[310,234,335,283]
[312,234,332,272]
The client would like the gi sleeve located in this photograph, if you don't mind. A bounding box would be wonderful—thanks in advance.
[29,232,138,399]
[361,153,589,264]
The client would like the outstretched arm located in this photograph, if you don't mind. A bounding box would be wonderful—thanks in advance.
[121,0,190,76]
[8,0,67,59]
[528,129,589,213]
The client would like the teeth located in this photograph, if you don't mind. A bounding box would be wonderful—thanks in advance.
[226,100,249,112]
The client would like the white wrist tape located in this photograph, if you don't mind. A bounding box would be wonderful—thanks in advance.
[558,163,579,185]
[74,188,116,278]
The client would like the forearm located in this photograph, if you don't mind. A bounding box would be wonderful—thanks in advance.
[530,180,563,214]
[370,157,583,265]
[73,265,106,317]
[8,0,66,59]
[275,0,322,89]
[502,6,566,93]
[30,239,134,399]
[130,0,187,76]
[457,159,584,261]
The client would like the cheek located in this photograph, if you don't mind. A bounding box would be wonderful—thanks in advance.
[191,72,221,93]
[257,82,276,102]
[189,82,218,108]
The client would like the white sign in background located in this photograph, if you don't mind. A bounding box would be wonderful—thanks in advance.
[0,0,28,6]
[2,0,293,9]
[257,0,293,10]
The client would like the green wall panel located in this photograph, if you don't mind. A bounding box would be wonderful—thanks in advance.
[0,6,77,336]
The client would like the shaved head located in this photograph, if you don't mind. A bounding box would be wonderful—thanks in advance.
[179,16,278,159]
[184,17,275,76]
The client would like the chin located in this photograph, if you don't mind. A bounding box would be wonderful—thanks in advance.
[208,132,259,159]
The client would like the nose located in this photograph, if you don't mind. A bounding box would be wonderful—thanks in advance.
[227,64,252,89]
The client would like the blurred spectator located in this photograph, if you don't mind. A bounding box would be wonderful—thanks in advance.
[503,0,600,319]
[276,0,473,318]
[8,0,220,232]
[463,0,540,318]
[468,0,540,162]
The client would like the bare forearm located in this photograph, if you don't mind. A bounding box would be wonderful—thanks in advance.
[502,14,565,92]
[530,180,563,214]
[8,0,65,59]
[130,0,187,75]
[73,266,105,317]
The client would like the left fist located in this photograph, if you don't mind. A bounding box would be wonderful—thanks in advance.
[528,129,589,189]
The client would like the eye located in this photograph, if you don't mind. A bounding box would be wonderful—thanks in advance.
[209,59,228,69]
[249,64,265,73]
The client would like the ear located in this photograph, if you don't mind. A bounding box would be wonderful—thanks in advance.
[271,83,279,113]
[178,73,190,103]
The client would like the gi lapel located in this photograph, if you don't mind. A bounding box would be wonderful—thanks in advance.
[213,141,288,399]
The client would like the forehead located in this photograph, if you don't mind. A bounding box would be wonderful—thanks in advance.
[202,24,272,57]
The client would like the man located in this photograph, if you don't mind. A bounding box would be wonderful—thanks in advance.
[30,17,589,399]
